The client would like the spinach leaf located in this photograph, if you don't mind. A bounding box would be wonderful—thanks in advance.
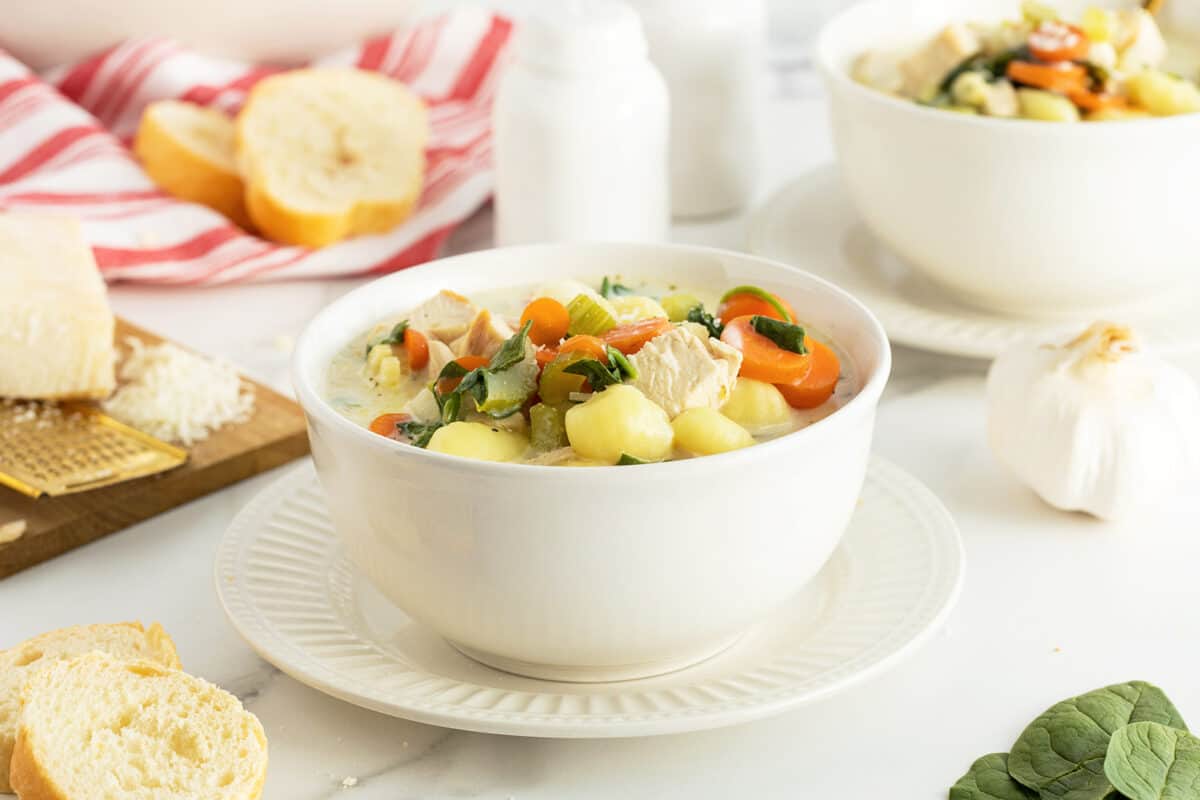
[437,320,537,424]
[939,45,1031,93]
[488,320,534,372]
[617,453,651,465]
[607,346,637,381]
[950,754,1037,800]
[564,359,623,391]
[1009,682,1187,800]
[1105,722,1200,800]
[686,305,724,338]
[365,320,409,355]
[600,276,635,298]
[563,346,636,392]
[398,419,441,448]
[751,315,808,355]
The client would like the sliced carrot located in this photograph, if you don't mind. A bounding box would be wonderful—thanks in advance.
[369,412,411,439]
[535,347,558,370]
[717,290,796,325]
[402,328,429,371]
[1006,61,1088,94]
[1067,88,1127,111]
[602,317,673,355]
[520,297,571,347]
[776,339,840,409]
[436,354,489,395]
[557,334,609,361]
[1028,21,1090,63]
[719,316,812,385]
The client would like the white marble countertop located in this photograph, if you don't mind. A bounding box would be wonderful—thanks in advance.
[5,83,1200,800]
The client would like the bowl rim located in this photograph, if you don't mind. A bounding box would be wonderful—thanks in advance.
[816,0,1200,135]
[291,242,892,478]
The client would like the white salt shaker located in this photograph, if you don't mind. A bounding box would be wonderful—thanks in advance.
[630,0,765,218]
[493,0,669,246]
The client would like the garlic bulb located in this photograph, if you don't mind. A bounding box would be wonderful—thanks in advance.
[986,322,1200,520]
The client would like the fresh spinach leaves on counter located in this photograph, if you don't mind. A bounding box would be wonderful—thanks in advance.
[563,346,638,391]
[950,681,1189,800]
[1105,722,1200,800]
[949,754,1035,800]
[750,316,808,355]
[600,276,635,298]
[686,305,724,338]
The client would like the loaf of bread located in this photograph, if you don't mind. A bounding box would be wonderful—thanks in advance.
[0,622,180,793]
[236,67,429,247]
[9,652,267,800]
[134,101,252,229]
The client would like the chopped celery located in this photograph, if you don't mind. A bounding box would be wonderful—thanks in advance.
[661,293,702,322]
[538,351,589,405]
[530,403,569,451]
[566,294,617,336]
[474,356,538,417]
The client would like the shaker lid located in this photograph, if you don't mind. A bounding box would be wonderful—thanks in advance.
[515,0,649,73]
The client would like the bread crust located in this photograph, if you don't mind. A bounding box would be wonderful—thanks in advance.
[134,101,253,230]
[9,725,65,800]
[8,653,267,800]
[235,67,428,248]
[0,622,182,793]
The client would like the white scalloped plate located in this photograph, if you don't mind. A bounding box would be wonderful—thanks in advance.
[215,458,963,738]
[748,165,1200,359]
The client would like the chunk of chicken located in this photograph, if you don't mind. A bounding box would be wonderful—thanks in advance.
[951,73,1019,117]
[629,325,742,419]
[403,387,441,423]
[852,50,905,95]
[1116,9,1168,72]
[407,290,478,343]
[452,309,514,360]
[899,23,982,98]
[426,339,455,378]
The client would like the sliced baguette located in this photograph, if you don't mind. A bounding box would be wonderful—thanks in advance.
[0,622,180,793]
[236,67,429,247]
[10,652,267,800]
[135,100,253,229]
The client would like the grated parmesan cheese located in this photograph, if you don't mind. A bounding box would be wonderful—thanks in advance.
[103,337,254,445]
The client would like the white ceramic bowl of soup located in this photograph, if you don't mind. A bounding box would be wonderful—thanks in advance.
[817,0,1200,316]
[292,243,891,682]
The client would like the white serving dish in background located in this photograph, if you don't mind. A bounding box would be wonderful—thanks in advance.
[816,0,1200,316]
[292,243,891,682]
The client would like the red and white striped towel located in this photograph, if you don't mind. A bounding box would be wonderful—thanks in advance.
[0,9,513,285]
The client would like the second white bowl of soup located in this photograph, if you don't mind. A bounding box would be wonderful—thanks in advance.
[817,0,1200,315]
[293,243,890,682]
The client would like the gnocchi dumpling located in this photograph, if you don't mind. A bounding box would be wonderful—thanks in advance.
[721,378,791,433]
[611,295,669,322]
[1016,89,1080,122]
[672,407,755,456]
[1126,70,1200,116]
[427,422,529,462]
[565,385,674,464]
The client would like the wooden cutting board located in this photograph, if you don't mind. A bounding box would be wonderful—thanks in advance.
[0,318,310,578]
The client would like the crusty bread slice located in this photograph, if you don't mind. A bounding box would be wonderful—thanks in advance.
[9,652,267,800]
[235,67,429,247]
[134,100,253,229]
[0,622,180,793]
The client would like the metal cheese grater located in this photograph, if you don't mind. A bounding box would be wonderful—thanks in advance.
[0,400,187,498]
